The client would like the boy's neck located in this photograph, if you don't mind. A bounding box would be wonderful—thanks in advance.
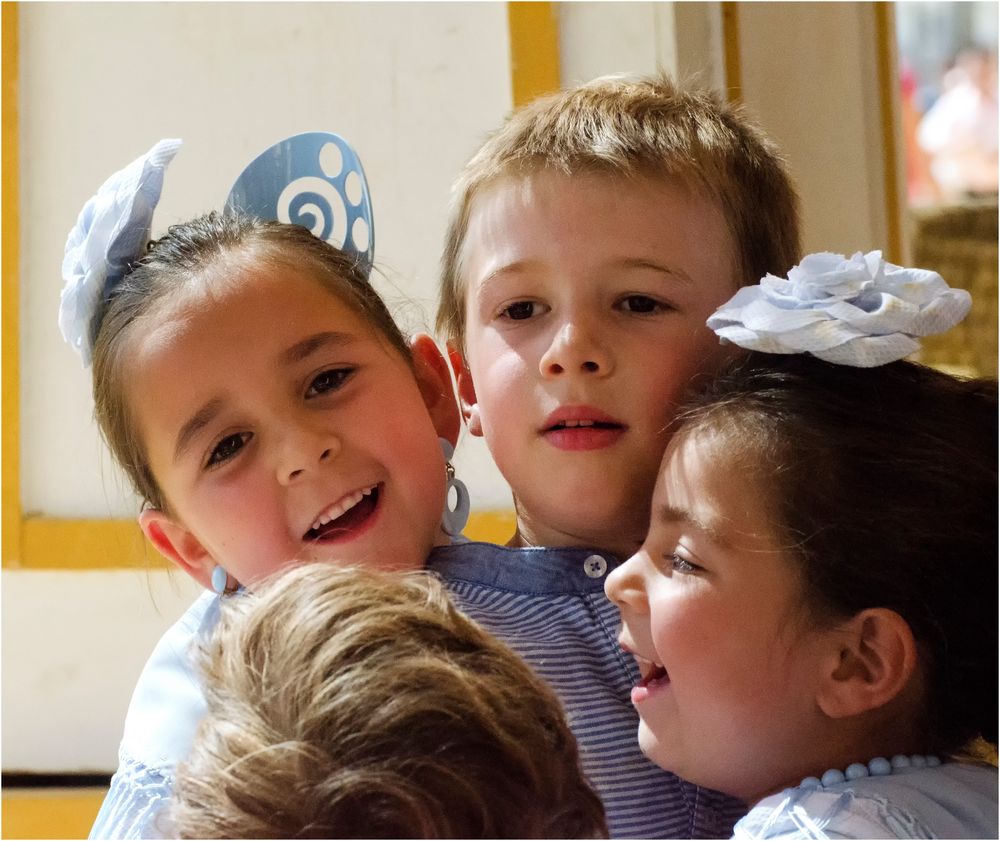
[507,515,644,561]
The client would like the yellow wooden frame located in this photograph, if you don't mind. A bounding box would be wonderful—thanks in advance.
[1,2,548,571]
[721,2,742,102]
[874,2,903,263]
[507,2,560,107]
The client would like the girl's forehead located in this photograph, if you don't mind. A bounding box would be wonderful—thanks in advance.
[658,426,771,515]
[148,258,351,321]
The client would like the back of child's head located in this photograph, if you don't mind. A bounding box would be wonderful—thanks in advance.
[438,74,801,348]
[675,352,998,757]
[92,211,409,512]
[168,563,608,839]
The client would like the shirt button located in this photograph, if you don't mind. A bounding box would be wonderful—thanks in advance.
[584,554,608,578]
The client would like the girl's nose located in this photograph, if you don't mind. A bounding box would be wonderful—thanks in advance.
[605,556,648,612]
[278,429,341,485]
[539,318,614,379]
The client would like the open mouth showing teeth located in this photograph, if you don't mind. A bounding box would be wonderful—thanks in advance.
[304,484,380,541]
[640,662,669,687]
[548,419,622,431]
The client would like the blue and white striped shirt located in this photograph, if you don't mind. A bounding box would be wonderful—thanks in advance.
[90,540,745,839]
[427,541,747,839]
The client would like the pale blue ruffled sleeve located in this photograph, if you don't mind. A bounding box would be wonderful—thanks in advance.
[733,764,997,840]
[89,753,174,840]
[89,590,222,839]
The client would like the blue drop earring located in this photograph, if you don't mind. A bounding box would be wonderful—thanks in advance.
[211,565,231,596]
[439,439,470,537]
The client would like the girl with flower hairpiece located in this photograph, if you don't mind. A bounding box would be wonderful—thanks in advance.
[62,139,472,839]
[607,252,998,839]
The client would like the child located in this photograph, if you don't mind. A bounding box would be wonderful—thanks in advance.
[63,142,462,838]
[606,253,998,838]
[427,75,800,836]
[167,563,608,839]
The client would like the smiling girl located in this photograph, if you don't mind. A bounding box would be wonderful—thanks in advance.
[63,141,460,838]
[607,253,998,838]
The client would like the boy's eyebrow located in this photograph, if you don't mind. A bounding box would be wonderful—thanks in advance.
[175,398,225,463]
[476,257,694,289]
[619,258,694,284]
[280,331,357,365]
[657,504,729,547]
[475,259,538,288]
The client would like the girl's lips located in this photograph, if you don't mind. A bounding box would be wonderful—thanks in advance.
[303,483,382,542]
[631,661,670,705]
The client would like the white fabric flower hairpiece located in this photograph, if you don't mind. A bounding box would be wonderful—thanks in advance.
[59,138,182,366]
[707,250,972,367]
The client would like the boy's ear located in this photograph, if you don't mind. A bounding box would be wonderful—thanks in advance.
[409,334,461,446]
[446,342,483,438]
[816,608,918,720]
[138,508,215,591]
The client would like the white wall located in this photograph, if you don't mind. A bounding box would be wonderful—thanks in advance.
[2,570,203,772]
[559,2,725,92]
[736,3,896,256]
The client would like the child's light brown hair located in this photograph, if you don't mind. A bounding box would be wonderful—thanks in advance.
[437,74,801,350]
[168,563,608,839]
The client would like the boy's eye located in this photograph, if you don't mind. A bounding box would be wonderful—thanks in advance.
[500,301,546,321]
[619,295,667,314]
[306,367,354,397]
[669,554,700,574]
[206,433,251,468]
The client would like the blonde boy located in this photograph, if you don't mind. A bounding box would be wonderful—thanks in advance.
[428,75,801,838]
[169,564,607,839]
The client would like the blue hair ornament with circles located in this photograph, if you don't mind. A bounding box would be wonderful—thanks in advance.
[60,133,376,366]
[226,132,375,276]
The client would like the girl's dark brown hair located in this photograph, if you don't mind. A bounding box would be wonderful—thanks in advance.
[91,212,409,512]
[678,352,998,756]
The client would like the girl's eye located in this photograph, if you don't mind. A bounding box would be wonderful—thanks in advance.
[500,301,546,321]
[306,368,354,398]
[669,554,700,574]
[619,295,667,314]
[206,432,251,468]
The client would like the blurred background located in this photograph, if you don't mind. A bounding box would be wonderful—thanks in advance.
[2,2,996,837]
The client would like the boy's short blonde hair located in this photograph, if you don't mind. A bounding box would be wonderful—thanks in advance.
[437,74,801,350]
[168,563,607,839]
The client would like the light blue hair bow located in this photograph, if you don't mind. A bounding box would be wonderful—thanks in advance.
[60,133,375,367]
[60,139,181,366]
[708,250,972,367]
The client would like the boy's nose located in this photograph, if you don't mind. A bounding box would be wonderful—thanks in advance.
[278,430,341,485]
[539,320,613,378]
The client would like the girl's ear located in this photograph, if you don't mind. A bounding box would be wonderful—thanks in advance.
[816,608,919,720]
[446,341,483,438]
[138,509,215,591]
[409,334,461,446]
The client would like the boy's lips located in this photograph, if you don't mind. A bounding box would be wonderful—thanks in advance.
[540,405,626,451]
[303,483,381,542]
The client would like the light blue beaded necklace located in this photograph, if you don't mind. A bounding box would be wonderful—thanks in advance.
[801,754,942,790]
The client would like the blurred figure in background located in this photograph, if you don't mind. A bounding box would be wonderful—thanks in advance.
[918,48,999,201]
